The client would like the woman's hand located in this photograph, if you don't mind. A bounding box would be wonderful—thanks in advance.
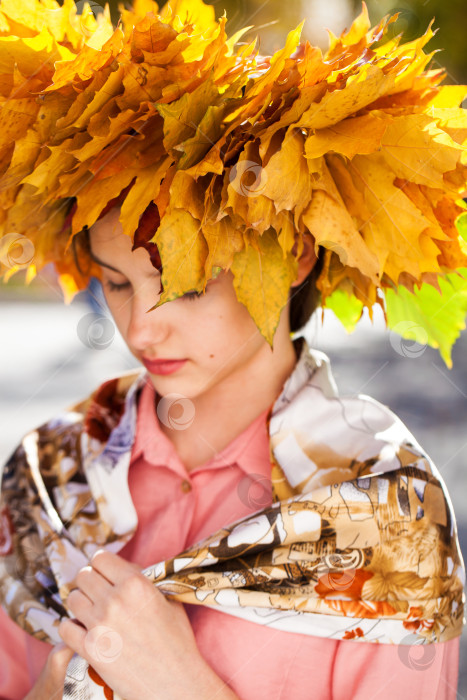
[24,643,75,700]
[58,550,236,700]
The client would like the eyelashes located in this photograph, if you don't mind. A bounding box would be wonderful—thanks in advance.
[105,280,131,292]
[105,280,204,301]
[182,290,203,301]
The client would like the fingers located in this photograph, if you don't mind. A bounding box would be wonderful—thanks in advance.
[67,551,143,629]
[48,642,76,669]
[89,549,141,586]
[67,587,94,627]
[58,618,86,658]
[27,643,76,699]
[75,564,112,603]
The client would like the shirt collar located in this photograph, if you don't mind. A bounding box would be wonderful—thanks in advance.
[129,337,325,481]
[130,375,272,481]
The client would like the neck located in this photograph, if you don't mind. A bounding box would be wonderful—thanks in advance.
[156,335,303,472]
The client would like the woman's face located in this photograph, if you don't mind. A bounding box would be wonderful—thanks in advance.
[88,206,295,400]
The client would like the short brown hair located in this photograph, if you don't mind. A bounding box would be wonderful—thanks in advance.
[289,250,324,333]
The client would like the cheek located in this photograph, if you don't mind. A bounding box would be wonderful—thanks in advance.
[198,295,260,350]
[104,295,131,336]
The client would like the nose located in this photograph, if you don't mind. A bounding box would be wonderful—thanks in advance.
[125,285,169,353]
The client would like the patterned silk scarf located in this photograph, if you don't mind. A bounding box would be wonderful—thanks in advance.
[0,340,464,699]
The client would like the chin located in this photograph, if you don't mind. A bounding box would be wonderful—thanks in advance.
[149,374,201,400]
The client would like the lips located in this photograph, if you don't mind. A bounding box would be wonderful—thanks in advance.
[141,357,187,376]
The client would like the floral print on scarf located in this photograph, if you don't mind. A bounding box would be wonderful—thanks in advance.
[0,342,464,698]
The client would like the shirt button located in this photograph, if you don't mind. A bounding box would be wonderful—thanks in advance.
[180,479,192,493]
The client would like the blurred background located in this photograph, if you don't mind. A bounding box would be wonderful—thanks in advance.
[1,0,466,693]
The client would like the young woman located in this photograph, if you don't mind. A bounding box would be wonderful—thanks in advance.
[0,1,465,699]
[1,206,461,700]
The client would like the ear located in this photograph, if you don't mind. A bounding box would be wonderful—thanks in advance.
[290,232,318,288]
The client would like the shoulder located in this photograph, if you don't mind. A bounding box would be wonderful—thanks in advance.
[67,368,145,442]
[274,345,436,488]
[67,368,145,419]
[2,368,146,481]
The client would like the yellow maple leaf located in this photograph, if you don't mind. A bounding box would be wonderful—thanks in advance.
[304,114,389,160]
[201,215,244,278]
[349,153,437,282]
[329,2,371,49]
[159,0,216,35]
[177,103,226,171]
[0,98,38,151]
[1,127,41,191]
[228,22,304,125]
[71,170,138,236]
[118,0,161,38]
[1,0,467,363]
[152,207,208,303]
[119,158,172,239]
[157,79,220,152]
[56,66,125,137]
[380,114,463,189]
[302,189,380,282]
[428,107,467,146]
[47,27,123,91]
[230,229,298,346]
[20,136,83,198]
[0,27,74,78]
[276,211,296,259]
[297,65,395,130]
[261,127,311,220]
[259,84,327,157]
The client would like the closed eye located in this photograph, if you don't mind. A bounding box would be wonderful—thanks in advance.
[104,281,205,297]
[182,290,203,300]
[105,280,131,292]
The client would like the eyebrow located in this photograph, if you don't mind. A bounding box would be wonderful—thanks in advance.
[88,249,122,274]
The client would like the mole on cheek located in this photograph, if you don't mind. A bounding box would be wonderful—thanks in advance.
[209,354,214,358]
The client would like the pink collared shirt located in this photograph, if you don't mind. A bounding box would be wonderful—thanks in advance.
[0,377,460,699]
